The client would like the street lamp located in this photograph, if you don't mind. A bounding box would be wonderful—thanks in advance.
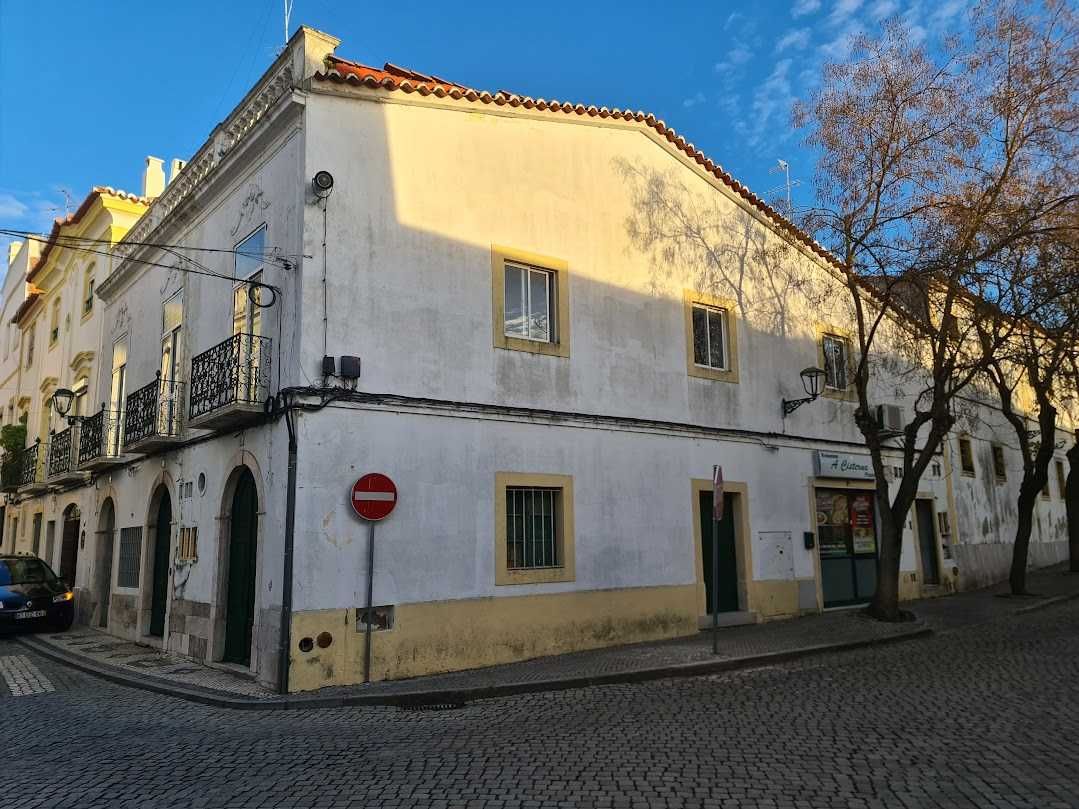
[51,388,80,425]
[782,367,827,417]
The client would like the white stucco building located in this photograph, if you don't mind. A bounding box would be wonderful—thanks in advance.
[5,27,1072,692]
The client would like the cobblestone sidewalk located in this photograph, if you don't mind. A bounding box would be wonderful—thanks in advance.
[16,564,1078,707]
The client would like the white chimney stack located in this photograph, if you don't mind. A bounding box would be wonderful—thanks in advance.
[168,158,187,185]
[142,156,166,199]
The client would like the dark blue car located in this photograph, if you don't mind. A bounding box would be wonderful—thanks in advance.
[0,555,74,633]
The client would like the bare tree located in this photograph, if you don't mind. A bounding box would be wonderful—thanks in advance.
[795,0,1078,619]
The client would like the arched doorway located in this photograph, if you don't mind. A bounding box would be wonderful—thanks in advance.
[59,504,81,585]
[148,487,172,637]
[96,499,115,628]
[223,468,258,665]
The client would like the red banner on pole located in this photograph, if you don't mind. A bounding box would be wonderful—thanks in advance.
[713,465,724,521]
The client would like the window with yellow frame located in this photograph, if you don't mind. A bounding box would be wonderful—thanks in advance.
[491,246,570,358]
[494,472,575,585]
[683,290,739,383]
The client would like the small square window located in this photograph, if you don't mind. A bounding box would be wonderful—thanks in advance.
[177,526,198,561]
[991,445,1007,481]
[691,304,728,371]
[959,438,975,476]
[504,263,555,343]
[822,335,850,390]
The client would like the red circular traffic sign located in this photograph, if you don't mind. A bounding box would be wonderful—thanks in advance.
[350,473,398,521]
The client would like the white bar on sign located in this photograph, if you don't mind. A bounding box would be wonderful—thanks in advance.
[354,491,395,501]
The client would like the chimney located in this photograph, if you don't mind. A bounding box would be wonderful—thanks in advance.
[168,158,187,185]
[8,241,21,268]
[142,156,166,199]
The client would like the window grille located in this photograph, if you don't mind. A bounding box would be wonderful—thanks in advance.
[691,304,727,370]
[118,527,143,588]
[178,526,198,561]
[504,263,554,343]
[506,487,560,569]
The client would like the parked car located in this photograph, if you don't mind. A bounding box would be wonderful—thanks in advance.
[0,555,74,633]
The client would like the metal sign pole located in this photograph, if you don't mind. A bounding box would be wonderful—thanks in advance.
[712,513,719,655]
[363,520,375,684]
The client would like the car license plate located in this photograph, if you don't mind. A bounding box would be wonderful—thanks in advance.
[15,610,46,620]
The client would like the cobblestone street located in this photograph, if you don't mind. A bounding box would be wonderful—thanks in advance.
[2,598,1077,809]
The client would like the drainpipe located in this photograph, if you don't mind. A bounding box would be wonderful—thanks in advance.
[278,402,298,694]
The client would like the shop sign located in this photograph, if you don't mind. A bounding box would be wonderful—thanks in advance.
[850,493,877,554]
[815,450,875,480]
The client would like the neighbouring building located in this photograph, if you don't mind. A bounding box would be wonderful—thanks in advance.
[5,27,1072,692]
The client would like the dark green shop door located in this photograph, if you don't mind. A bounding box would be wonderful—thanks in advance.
[149,494,172,637]
[224,470,258,666]
[699,491,739,613]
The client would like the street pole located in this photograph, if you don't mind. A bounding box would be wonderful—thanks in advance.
[363,520,375,683]
[712,513,719,655]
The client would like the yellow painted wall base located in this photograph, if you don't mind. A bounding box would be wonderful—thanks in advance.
[288,583,698,692]
[748,579,804,619]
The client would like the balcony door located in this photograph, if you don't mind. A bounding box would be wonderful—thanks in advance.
[232,274,263,403]
[160,292,183,435]
[110,338,127,454]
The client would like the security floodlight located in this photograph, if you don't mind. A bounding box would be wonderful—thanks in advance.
[312,171,334,198]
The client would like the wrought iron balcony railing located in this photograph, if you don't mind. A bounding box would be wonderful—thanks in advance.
[47,426,77,478]
[78,408,125,466]
[19,441,43,488]
[189,333,271,424]
[124,375,184,449]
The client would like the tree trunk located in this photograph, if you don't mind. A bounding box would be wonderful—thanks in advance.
[1009,478,1042,594]
[867,499,907,621]
[1067,440,1079,574]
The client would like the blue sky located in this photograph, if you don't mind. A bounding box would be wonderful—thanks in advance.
[0,0,969,249]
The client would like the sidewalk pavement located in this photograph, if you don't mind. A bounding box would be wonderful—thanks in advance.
[16,564,1078,710]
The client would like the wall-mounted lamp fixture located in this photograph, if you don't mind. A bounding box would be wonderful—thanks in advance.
[311,170,334,199]
[782,367,827,417]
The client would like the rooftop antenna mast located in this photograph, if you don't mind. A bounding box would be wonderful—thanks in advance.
[767,159,802,216]
[283,0,295,46]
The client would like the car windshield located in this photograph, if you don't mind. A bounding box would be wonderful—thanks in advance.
[0,558,58,586]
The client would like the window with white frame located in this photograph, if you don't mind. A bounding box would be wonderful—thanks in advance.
[83,265,96,315]
[506,486,561,570]
[235,225,267,279]
[25,325,34,368]
[691,303,728,371]
[504,262,555,343]
[822,334,850,390]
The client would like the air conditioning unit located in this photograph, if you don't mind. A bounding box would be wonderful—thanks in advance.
[876,404,904,433]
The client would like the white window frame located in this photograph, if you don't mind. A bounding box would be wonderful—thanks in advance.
[691,302,729,372]
[822,334,850,390]
[503,262,556,344]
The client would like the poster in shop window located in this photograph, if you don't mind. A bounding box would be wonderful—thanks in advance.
[815,490,850,557]
[850,493,877,554]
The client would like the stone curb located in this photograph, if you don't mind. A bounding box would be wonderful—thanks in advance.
[1013,590,1079,615]
[17,624,933,711]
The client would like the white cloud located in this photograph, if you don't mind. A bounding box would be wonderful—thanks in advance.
[775,28,811,52]
[0,193,28,220]
[683,91,707,108]
[869,0,899,20]
[828,0,864,26]
[929,0,967,26]
[791,0,822,17]
[746,58,797,147]
[818,19,865,60]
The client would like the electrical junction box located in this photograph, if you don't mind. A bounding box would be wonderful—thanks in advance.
[339,355,361,380]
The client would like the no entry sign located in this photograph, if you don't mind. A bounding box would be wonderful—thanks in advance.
[351,473,398,521]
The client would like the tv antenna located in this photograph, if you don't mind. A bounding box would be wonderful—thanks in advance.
[44,188,75,218]
[283,0,295,46]
[767,159,802,215]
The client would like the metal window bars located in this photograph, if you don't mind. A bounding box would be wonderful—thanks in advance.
[19,442,42,487]
[506,487,559,570]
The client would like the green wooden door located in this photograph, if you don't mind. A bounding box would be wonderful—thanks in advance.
[224,470,258,665]
[148,495,171,637]
[699,491,739,613]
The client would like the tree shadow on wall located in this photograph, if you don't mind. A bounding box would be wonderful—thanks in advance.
[614,157,830,340]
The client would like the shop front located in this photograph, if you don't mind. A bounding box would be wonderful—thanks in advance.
[813,452,879,608]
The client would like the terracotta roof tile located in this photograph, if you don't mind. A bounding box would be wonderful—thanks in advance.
[315,57,840,270]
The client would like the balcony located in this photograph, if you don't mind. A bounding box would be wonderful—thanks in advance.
[123,375,185,454]
[188,333,271,430]
[77,409,130,470]
[46,426,88,485]
[18,441,47,493]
